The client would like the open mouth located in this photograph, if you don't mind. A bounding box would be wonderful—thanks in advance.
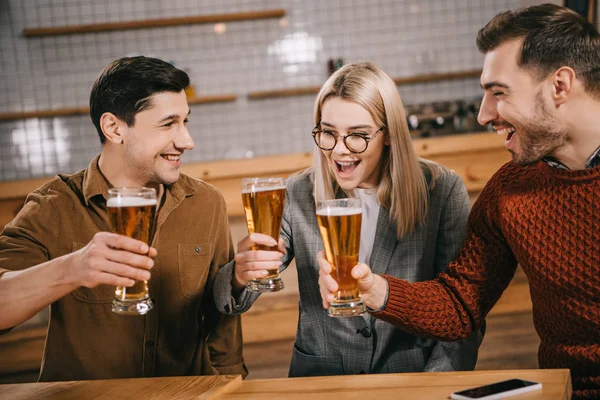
[335,160,360,175]
[161,154,181,163]
[496,127,516,143]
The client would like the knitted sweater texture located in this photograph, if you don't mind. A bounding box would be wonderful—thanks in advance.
[373,161,599,399]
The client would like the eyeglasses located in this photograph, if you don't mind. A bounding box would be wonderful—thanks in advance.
[312,124,385,154]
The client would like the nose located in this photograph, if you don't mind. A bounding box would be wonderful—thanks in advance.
[175,125,195,151]
[332,135,350,155]
[477,92,499,127]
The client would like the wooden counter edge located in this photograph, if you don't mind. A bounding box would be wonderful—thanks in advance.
[200,374,243,400]
[209,369,572,399]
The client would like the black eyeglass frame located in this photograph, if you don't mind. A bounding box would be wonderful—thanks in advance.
[311,124,386,154]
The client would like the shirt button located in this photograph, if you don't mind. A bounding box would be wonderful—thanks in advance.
[360,327,372,338]
[146,340,155,349]
[195,246,201,253]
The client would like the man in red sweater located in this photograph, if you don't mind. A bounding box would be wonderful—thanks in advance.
[317,4,599,399]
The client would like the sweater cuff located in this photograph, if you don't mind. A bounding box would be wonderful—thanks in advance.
[366,275,390,313]
[369,274,414,324]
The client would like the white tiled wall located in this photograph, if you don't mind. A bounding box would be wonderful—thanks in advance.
[0,0,525,181]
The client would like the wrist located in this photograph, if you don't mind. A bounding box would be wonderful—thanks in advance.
[55,253,81,287]
[363,274,389,311]
[231,273,246,296]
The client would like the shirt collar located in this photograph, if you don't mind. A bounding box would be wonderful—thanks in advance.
[82,154,196,206]
[82,155,110,205]
[542,145,600,170]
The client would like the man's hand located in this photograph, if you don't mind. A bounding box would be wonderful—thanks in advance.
[67,231,157,288]
[232,233,286,291]
[317,251,388,310]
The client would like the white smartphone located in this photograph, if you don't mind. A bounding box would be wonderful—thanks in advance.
[450,378,542,400]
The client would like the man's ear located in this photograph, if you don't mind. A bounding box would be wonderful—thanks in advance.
[100,112,125,144]
[551,66,576,106]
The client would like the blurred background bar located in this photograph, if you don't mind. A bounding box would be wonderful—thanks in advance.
[0,0,594,385]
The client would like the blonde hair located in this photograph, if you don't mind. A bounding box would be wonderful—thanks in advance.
[312,62,447,239]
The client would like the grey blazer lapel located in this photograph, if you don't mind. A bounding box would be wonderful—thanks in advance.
[369,207,398,275]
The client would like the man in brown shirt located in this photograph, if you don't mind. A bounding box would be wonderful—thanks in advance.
[0,56,246,381]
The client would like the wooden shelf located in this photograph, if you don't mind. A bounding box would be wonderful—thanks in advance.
[187,94,237,105]
[0,94,237,122]
[393,69,481,85]
[248,69,482,100]
[248,85,322,100]
[23,9,286,37]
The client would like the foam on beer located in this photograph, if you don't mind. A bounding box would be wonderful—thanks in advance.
[242,185,286,194]
[316,207,362,216]
[107,197,157,207]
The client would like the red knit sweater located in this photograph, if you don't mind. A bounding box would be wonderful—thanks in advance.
[372,161,600,399]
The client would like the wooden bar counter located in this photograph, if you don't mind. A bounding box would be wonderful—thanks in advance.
[0,369,571,399]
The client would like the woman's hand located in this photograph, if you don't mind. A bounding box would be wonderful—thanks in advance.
[232,233,286,292]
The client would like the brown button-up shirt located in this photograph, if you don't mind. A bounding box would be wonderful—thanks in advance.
[0,156,246,381]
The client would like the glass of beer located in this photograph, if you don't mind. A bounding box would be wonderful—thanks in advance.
[316,198,366,317]
[107,187,157,315]
[241,177,286,292]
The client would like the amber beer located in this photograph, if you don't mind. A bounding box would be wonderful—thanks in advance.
[107,187,157,315]
[317,198,366,317]
[241,178,286,292]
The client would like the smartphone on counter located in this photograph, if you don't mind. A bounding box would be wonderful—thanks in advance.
[450,378,542,400]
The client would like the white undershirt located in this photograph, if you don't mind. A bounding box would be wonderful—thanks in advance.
[356,188,380,266]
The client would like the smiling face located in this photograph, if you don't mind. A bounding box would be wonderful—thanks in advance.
[319,96,389,190]
[119,90,195,186]
[478,39,567,165]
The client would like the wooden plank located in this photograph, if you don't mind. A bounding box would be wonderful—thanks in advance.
[248,70,481,100]
[218,369,571,399]
[0,375,241,400]
[23,10,286,37]
[393,69,481,85]
[0,107,89,121]
[0,95,237,122]
[412,131,502,158]
[247,86,322,100]
[187,94,237,105]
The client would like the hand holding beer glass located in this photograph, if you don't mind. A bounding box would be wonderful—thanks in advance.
[107,187,157,315]
[317,198,366,317]
[241,178,286,292]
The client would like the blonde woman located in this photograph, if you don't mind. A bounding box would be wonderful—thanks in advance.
[214,62,483,376]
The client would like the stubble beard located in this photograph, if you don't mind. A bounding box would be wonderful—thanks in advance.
[510,91,567,166]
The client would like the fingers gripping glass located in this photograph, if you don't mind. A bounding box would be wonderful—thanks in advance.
[312,125,385,154]
[241,177,287,292]
[107,187,157,315]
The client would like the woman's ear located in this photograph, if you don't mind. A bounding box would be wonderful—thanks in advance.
[384,130,391,146]
[100,112,125,144]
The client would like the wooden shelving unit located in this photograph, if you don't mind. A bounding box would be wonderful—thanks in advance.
[248,69,482,100]
[23,9,286,37]
[0,94,237,122]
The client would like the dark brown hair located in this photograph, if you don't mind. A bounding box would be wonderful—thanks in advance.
[90,56,190,144]
[477,3,600,96]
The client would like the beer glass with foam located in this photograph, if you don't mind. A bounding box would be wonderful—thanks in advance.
[316,198,366,317]
[107,187,157,315]
[241,178,286,292]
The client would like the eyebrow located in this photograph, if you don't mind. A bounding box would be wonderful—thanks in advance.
[481,81,510,90]
[157,109,191,124]
[321,121,373,130]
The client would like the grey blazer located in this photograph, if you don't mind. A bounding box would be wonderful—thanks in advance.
[214,165,483,377]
